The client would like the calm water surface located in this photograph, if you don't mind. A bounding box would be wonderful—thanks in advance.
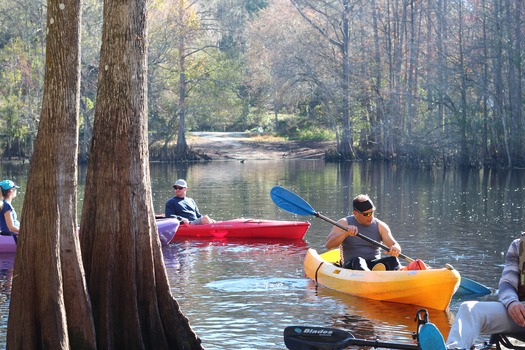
[1,160,525,348]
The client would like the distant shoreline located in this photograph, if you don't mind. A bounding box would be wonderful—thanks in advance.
[188,132,333,160]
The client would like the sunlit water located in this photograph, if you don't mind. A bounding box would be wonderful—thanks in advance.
[1,160,525,348]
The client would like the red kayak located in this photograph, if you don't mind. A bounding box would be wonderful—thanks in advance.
[170,218,310,240]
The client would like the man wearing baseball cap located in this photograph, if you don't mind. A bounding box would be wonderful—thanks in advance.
[165,179,214,225]
[0,179,21,243]
[325,194,402,271]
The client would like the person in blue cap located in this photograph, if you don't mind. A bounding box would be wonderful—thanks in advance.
[0,179,20,243]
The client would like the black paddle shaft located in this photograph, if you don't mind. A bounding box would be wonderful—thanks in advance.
[283,326,419,350]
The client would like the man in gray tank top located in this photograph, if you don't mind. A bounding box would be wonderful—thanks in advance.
[325,194,402,271]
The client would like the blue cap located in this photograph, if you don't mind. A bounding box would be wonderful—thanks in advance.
[0,180,20,191]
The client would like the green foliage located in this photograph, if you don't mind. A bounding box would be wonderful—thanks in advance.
[273,111,335,141]
[0,36,43,157]
[0,0,524,167]
[294,128,335,141]
[277,122,335,141]
[231,108,274,132]
[189,55,245,131]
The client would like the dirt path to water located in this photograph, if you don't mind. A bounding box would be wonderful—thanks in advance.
[187,132,335,160]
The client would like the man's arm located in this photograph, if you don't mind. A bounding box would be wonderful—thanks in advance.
[499,239,520,308]
[191,198,203,219]
[325,218,357,250]
[165,199,177,217]
[378,220,401,256]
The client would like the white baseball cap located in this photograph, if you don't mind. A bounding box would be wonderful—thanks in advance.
[173,179,187,188]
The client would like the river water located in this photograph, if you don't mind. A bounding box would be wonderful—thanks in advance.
[1,160,525,348]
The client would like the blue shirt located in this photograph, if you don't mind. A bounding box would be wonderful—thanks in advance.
[0,200,19,234]
[165,196,202,222]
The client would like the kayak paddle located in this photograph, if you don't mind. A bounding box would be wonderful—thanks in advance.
[455,276,492,295]
[283,326,419,350]
[270,185,491,295]
[270,185,416,263]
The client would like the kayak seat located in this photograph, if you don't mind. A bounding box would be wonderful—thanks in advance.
[489,333,525,349]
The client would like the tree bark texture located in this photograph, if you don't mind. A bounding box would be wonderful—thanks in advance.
[7,0,96,348]
[79,0,202,348]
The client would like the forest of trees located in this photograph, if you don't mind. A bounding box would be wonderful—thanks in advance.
[0,0,523,167]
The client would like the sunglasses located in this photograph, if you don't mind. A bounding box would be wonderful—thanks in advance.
[174,186,185,190]
[355,210,374,217]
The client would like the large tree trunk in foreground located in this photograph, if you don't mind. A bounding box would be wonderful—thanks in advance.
[79,0,202,348]
[7,0,96,348]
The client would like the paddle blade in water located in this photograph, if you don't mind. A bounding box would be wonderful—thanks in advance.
[455,277,492,296]
[270,186,316,216]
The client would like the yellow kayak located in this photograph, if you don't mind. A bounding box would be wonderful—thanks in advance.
[304,248,461,310]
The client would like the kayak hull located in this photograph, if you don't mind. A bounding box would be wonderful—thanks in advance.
[171,218,310,240]
[304,248,460,310]
[156,218,180,245]
[0,218,180,253]
[0,235,16,253]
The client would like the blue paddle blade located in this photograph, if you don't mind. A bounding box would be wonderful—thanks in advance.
[418,323,446,350]
[270,186,317,216]
[455,277,492,296]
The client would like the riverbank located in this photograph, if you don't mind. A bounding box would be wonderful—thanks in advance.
[0,132,336,163]
[187,132,334,160]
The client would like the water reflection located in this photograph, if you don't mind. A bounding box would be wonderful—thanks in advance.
[0,253,14,343]
[164,238,309,350]
[0,160,524,348]
[307,286,454,342]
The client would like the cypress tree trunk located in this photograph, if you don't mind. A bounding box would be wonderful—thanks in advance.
[79,0,202,348]
[7,0,96,348]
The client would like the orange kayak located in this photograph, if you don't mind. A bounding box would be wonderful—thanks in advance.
[304,248,460,310]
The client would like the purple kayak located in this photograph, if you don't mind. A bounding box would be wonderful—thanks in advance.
[0,218,179,253]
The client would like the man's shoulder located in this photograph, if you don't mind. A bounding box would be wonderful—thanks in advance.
[509,238,521,252]
[183,197,196,204]
[166,196,182,204]
[375,218,389,228]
